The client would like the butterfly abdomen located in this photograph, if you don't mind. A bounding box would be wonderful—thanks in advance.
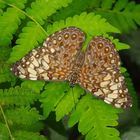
[69,52,85,86]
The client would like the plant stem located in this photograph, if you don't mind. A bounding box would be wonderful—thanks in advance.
[0,105,14,140]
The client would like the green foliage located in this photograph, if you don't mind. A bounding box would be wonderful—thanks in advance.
[5,107,44,131]
[13,131,47,140]
[68,94,121,140]
[0,86,39,106]
[51,0,140,33]
[0,0,139,140]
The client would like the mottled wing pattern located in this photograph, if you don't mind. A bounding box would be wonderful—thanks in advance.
[12,27,85,81]
[78,36,132,108]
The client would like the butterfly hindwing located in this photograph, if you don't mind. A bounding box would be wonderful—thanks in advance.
[12,27,85,81]
[78,36,132,108]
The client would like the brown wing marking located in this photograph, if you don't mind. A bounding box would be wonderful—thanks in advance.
[78,36,132,108]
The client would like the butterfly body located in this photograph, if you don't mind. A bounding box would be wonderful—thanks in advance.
[69,51,85,87]
[11,26,132,108]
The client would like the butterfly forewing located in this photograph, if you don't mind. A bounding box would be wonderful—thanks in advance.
[78,36,132,108]
[12,27,85,81]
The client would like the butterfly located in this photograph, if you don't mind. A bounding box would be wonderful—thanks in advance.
[11,26,132,108]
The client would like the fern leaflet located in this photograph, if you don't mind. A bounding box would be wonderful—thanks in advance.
[13,130,47,140]
[0,63,15,84]
[0,86,39,106]
[21,80,45,93]
[55,85,85,121]
[26,0,72,24]
[0,7,25,46]
[51,0,140,32]
[5,107,44,131]
[40,82,69,118]
[68,94,121,140]
[9,21,46,63]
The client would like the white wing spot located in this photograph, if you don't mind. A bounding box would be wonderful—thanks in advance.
[19,75,26,78]
[104,99,111,104]
[32,59,39,67]
[105,97,113,102]
[28,67,37,75]
[110,84,118,90]
[30,64,34,69]
[100,81,110,87]
[41,60,49,70]
[115,104,121,108]
[17,66,25,74]
[43,55,50,63]
[53,40,57,44]
[50,48,55,53]
[108,93,118,99]
[43,42,47,47]
[102,88,109,94]
[94,89,103,96]
[41,73,49,80]
[29,77,37,80]
[111,60,115,63]
[103,74,111,81]
[58,36,62,40]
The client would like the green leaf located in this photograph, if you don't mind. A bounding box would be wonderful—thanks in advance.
[40,82,69,118]
[26,0,72,24]
[55,85,85,121]
[101,0,115,9]
[13,130,47,140]
[0,122,9,140]
[21,80,45,93]
[5,107,44,131]
[51,0,140,32]
[0,7,25,46]
[103,34,130,50]
[68,94,121,140]
[0,86,39,106]
[0,63,16,84]
[8,21,46,63]
[3,0,27,9]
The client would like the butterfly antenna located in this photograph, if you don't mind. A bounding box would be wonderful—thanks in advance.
[71,87,76,110]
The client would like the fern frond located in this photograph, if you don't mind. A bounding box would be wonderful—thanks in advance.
[0,1,5,15]
[26,0,72,24]
[0,8,25,46]
[55,85,85,121]
[13,130,47,140]
[8,21,46,63]
[103,34,130,50]
[40,82,69,118]
[0,63,15,84]
[5,107,44,131]
[68,94,121,140]
[0,46,11,61]
[0,0,27,46]
[21,80,45,93]
[0,122,9,140]
[51,0,140,32]
[0,86,39,106]
[47,12,120,36]
[1,0,27,9]
[95,0,140,32]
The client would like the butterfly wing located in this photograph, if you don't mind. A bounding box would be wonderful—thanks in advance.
[12,27,85,81]
[78,36,132,108]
